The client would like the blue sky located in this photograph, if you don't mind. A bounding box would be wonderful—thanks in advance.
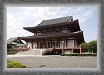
[7,6,99,43]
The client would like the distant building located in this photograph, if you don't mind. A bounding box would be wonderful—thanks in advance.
[7,37,25,47]
[20,16,85,55]
[7,37,27,54]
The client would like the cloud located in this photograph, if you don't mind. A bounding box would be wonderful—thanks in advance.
[7,6,97,42]
[7,9,33,39]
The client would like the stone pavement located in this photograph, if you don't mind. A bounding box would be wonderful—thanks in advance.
[7,55,97,68]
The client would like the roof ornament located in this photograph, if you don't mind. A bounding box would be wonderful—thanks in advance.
[67,16,73,22]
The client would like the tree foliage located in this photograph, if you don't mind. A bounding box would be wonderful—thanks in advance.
[81,40,97,53]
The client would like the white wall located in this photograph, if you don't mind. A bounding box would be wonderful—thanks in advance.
[33,42,37,49]
[60,41,63,48]
[27,42,32,49]
[67,40,74,48]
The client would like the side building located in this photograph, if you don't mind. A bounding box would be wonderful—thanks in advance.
[20,16,85,55]
[7,37,27,54]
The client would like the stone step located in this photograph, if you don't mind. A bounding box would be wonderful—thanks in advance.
[15,49,45,55]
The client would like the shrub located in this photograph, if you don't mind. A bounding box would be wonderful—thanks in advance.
[7,60,26,68]
[61,53,97,56]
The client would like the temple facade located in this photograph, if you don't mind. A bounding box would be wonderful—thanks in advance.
[20,16,84,55]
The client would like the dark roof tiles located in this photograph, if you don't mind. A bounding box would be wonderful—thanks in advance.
[38,16,73,26]
[7,37,24,44]
[7,37,18,44]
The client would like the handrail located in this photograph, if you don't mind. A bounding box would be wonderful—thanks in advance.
[42,48,54,55]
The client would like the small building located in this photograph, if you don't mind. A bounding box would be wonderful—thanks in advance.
[7,37,27,54]
[20,16,84,55]
[7,37,26,48]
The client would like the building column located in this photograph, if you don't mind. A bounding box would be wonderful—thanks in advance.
[80,48,81,54]
[72,49,73,53]
[80,44,82,54]
[46,40,48,48]
[44,40,46,48]
[64,38,67,48]
[57,40,59,48]
[61,38,64,55]
[55,39,57,48]
[31,42,33,49]
[74,39,76,48]
[37,40,38,49]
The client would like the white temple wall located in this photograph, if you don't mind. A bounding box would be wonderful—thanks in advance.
[33,42,37,49]
[27,42,32,49]
[67,40,74,48]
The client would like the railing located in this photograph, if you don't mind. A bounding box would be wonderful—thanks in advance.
[11,48,30,55]
[35,32,70,36]
[42,48,54,55]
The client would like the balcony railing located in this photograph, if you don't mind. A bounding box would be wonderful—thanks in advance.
[35,32,71,36]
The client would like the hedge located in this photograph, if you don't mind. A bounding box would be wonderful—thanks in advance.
[61,53,97,56]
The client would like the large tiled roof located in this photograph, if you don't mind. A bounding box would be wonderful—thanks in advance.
[23,16,80,33]
[38,16,73,26]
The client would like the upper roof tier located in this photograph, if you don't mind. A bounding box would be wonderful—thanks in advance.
[23,16,81,33]
[38,16,73,26]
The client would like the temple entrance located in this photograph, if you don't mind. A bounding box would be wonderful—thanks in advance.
[39,42,44,48]
[40,42,44,48]
[33,42,37,49]
[48,40,55,48]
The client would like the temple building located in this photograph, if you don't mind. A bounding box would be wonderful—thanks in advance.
[20,16,84,55]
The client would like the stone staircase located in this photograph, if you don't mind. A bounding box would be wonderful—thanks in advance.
[15,49,45,55]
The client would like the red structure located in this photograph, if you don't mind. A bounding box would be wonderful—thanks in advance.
[20,16,84,55]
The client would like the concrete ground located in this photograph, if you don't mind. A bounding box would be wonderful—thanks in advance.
[7,55,97,68]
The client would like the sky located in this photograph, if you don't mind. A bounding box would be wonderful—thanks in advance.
[7,6,99,43]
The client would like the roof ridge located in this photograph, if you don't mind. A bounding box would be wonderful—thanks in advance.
[43,16,71,21]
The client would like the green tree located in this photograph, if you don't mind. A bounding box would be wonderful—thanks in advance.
[81,40,97,53]
[89,40,97,53]
[81,42,90,52]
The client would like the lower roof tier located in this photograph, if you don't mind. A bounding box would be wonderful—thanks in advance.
[19,31,84,44]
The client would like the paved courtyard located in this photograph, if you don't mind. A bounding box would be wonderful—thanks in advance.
[7,55,97,68]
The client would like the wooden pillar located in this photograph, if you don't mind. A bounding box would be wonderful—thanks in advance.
[80,44,81,54]
[37,40,38,49]
[43,40,45,48]
[58,40,60,48]
[46,40,48,48]
[31,42,33,49]
[74,39,76,48]
[62,38,64,55]
[63,38,65,49]
[80,48,81,54]
[44,40,46,48]
[64,38,67,48]
[72,49,73,53]
[55,39,57,48]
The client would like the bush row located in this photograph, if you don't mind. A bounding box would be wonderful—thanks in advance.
[61,53,97,56]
